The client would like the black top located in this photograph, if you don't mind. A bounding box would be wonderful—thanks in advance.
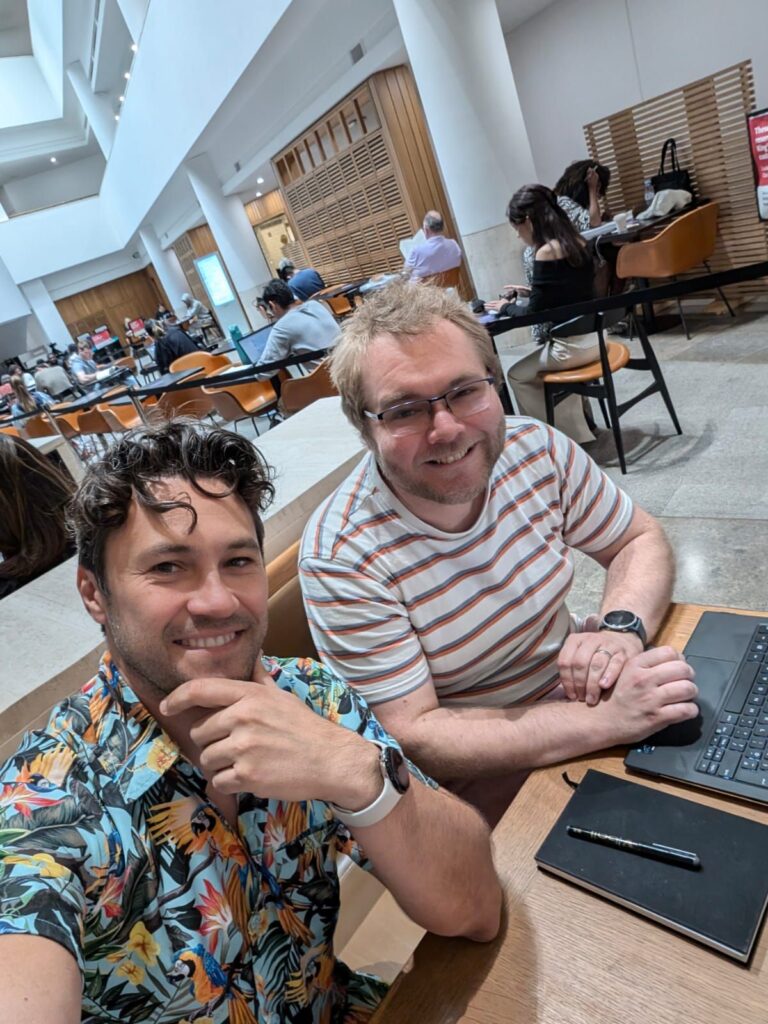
[501,256,594,343]
[154,328,200,375]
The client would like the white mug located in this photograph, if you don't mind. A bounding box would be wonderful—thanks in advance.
[613,211,630,232]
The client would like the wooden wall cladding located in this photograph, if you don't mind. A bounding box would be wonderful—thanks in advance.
[585,60,768,304]
[170,233,210,308]
[273,67,472,296]
[244,190,286,225]
[55,268,164,344]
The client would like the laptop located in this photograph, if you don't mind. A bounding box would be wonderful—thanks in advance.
[625,611,768,805]
[233,324,272,366]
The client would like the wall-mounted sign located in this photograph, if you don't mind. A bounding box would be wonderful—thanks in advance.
[747,107,768,220]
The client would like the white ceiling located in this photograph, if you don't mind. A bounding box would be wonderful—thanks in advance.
[0,0,31,56]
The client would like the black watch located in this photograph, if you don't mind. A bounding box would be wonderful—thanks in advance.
[381,745,410,795]
[598,609,647,647]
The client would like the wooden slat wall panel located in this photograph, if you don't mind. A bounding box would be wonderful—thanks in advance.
[188,224,217,258]
[170,234,209,308]
[272,67,473,297]
[244,190,286,226]
[585,60,768,303]
[55,269,164,345]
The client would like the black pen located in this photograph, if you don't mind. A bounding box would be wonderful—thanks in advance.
[566,825,701,870]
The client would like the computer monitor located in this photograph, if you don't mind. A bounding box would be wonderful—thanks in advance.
[234,324,273,366]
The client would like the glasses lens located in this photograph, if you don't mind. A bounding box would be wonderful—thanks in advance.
[381,401,431,435]
[446,379,492,416]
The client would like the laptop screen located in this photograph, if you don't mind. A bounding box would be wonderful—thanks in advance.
[235,324,273,366]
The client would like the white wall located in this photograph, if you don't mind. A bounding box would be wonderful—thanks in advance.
[506,0,768,186]
[28,0,64,108]
[2,153,105,215]
[0,56,60,130]
[0,257,30,325]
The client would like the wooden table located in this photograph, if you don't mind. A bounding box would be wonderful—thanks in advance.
[372,603,768,1023]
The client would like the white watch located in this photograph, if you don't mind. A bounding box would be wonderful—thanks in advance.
[330,742,409,828]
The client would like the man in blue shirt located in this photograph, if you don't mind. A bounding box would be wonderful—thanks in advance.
[277,257,326,300]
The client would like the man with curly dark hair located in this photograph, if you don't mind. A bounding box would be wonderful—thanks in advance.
[0,420,500,1024]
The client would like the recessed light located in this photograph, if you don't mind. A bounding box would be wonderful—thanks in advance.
[50,156,57,163]
[255,191,262,197]
[118,94,125,103]
[130,43,138,52]
[256,177,264,184]
[124,71,131,80]
[114,114,120,121]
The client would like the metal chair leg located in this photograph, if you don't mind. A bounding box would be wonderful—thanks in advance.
[672,276,691,339]
[597,396,610,428]
[602,363,627,475]
[704,259,736,317]
[632,317,683,435]
[543,384,555,426]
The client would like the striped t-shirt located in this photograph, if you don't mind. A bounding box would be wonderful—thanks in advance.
[299,419,633,709]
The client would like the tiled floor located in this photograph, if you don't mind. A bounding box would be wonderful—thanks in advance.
[498,309,768,618]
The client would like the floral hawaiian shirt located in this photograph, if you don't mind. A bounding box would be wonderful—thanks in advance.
[0,652,424,1023]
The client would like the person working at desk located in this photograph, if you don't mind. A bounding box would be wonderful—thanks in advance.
[68,339,101,390]
[153,309,201,374]
[255,279,340,378]
[180,291,210,320]
[404,210,463,280]
[34,357,75,399]
[9,361,37,392]
[554,159,612,231]
[277,257,326,301]
[486,184,599,444]
[299,280,698,823]
[0,420,501,1023]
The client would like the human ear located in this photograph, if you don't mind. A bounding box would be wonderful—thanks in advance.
[77,567,109,626]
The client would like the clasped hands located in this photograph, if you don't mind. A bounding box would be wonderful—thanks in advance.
[559,629,666,704]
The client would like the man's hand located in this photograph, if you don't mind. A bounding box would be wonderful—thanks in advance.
[592,645,698,743]
[559,629,644,705]
[160,665,381,809]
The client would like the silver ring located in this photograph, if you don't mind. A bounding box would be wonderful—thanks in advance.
[595,648,614,658]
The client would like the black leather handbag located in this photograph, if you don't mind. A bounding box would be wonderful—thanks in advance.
[651,138,694,195]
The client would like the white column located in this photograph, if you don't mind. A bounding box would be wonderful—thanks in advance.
[392,0,537,299]
[184,153,271,329]
[20,279,73,350]
[139,224,189,312]
[66,61,116,158]
[114,0,148,42]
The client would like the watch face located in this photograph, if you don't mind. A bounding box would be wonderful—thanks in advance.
[603,610,636,629]
[384,746,411,794]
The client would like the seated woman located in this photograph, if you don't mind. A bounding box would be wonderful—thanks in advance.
[486,184,598,444]
[0,435,75,599]
[9,377,54,417]
[554,159,612,230]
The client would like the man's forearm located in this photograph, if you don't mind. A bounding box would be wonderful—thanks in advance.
[353,779,501,942]
[599,521,674,639]
[395,698,618,781]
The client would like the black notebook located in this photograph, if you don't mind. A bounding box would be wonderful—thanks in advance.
[535,770,768,962]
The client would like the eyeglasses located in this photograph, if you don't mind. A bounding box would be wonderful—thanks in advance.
[364,377,496,436]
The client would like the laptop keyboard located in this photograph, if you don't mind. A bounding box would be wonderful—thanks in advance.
[696,623,768,787]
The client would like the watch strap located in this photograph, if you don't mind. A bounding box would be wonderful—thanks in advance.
[329,743,404,828]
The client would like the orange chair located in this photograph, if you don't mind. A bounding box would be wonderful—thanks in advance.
[265,539,317,660]
[0,425,21,437]
[419,266,461,289]
[76,408,116,452]
[279,359,337,416]
[616,202,735,338]
[19,414,57,439]
[169,352,232,374]
[112,355,137,372]
[201,378,279,434]
[97,396,158,432]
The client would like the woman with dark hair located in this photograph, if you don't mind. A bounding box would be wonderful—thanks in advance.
[0,434,75,598]
[554,159,611,229]
[486,184,598,443]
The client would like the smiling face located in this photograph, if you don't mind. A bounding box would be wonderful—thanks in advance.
[77,476,268,699]
[362,320,506,532]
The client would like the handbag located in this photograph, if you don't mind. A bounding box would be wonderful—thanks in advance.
[650,137,694,196]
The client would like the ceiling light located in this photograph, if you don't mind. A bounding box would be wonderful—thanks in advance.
[124,71,131,80]
[130,43,138,52]
[118,95,125,103]
[256,177,264,184]
[50,156,57,163]
[114,114,120,121]
[255,191,262,197]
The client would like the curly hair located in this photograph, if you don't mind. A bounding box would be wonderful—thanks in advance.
[554,159,611,208]
[68,420,275,591]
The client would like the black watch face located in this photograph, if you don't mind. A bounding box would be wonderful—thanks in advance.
[604,610,636,629]
[384,746,410,794]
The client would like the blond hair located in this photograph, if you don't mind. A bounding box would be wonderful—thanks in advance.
[330,279,502,435]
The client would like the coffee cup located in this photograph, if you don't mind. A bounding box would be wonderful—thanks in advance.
[613,211,630,232]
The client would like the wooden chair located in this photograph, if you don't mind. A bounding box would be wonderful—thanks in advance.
[169,352,232,374]
[264,540,317,660]
[419,266,461,289]
[616,202,735,338]
[324,293,355,317]
[541,310,682,474]
[19,413,57,439]
[75,408,116,452]
[279,359,337,416]
[96,396,158,432]
[201,378,279,434]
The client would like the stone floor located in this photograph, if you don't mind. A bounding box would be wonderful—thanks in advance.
[498,309,768,619]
